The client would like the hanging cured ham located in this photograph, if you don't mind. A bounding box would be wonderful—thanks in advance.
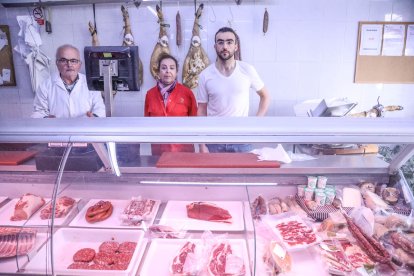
[88,21,99,46]
[121,5,143,86]
[182,4,209,89]
[150,4,170,79]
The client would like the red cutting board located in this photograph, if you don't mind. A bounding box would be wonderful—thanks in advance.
[0,151,38,165]
[156,152,280,168]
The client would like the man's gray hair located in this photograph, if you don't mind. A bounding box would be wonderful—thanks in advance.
[56,44,80,60]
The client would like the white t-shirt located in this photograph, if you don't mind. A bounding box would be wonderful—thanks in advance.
[198,61,264,117]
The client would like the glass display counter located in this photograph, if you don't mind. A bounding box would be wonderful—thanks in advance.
[0,117,413,275]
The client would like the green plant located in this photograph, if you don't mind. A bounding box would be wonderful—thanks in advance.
[379,145,414,192]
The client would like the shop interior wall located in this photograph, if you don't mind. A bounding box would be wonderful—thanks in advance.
[0,0,413,119]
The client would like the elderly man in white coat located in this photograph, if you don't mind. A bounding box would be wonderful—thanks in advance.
[31,44,105,118]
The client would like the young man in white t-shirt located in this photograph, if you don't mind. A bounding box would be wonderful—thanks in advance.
[197,27,270,153]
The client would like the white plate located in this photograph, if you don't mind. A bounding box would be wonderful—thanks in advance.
[0,197,80,226]
[265,214,321,251]
[0,232,48,273]
[25,228,146,276]
[159,201,245,231]
[69,199,160,229]
[140,238,251,276]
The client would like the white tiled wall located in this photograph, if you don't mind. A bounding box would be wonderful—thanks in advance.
[0,0,413,118]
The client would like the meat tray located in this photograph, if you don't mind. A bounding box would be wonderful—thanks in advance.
[0,232,48,273]
[140,238,251,276]
[24,228,146,276]
[265,213,321,252]
[0,197,80,227]
[159,200,245,231]
[69,199,160,229]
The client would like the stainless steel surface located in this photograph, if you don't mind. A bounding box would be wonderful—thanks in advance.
[1,117,414,144]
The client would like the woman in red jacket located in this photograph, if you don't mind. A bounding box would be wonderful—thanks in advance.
[145,54,198,155]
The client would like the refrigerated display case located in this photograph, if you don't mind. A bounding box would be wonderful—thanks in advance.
[0,117,413,275]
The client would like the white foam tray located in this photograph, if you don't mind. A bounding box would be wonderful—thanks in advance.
[69,199,160,229]
[159,201,245,231]
[25,228,146,276]
[140,238,251,276]
[0,198,80,227]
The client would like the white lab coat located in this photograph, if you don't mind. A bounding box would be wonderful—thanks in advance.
[31,73,106,118]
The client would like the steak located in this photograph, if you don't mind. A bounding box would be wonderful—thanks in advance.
[170,241,196,274]
[40,196,75,220]
[186,202,232,223]
[208,242,246,276]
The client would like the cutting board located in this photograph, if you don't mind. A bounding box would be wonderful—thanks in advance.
[0,151,37,165]
[156,152,280,168]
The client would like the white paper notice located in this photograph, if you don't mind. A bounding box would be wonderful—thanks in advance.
[360,24,383,56]
[2,69,11,83]
[382,24,405,56]
[405,25,414,56]
[0,30,8,51]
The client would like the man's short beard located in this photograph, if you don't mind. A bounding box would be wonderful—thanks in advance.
[217,52,234,61]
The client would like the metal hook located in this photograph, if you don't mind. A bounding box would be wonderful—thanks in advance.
[377,96,381,106]
[194,0,197,15]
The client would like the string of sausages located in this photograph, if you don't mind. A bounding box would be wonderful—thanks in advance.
[344,214,391,264]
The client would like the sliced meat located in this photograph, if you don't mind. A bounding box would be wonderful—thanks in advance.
[40,196,75,220]
[170,241,196,274]
[118,241,137,253]
[208,242,245,276]
[99,241,119,253]
[73,248,96,262]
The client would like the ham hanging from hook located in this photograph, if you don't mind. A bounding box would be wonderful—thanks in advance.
[182,3,210,89]
[121,5,143,86]
[150,4,171,79]
[88,21,99,46]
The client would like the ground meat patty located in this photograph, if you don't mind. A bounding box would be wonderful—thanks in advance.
[115,252,133,265]
[118,241,137,253]
[94,251,116,265]
[73,248,96,262]
[99,241,119,253]
[68,262,90,269]
[111,263,129,270]
[88,263,111,270]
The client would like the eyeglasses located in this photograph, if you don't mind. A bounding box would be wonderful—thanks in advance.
[215,39,235,46]
[57,58,81,65]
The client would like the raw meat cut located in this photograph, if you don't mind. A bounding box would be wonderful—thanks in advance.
[208,242,245,276]
[10,193,45,221]
[120,197,156,225]
[40,196,75,219]
[0,227,37,258]
[186,202,232,223]
[170,241,196,275]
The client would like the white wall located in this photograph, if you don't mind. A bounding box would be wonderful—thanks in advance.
[0,0,413,118]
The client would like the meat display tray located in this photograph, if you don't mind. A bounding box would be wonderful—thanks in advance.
[159,201,245,231]
[140,238,251,276]
[156,152,281,168]
[69,199,160,229]
[0,198,80,227]
[0,232,48,273]
[24,228,146,276]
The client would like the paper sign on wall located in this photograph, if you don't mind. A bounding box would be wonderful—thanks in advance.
[382,24,405,56]
[406,25,414,56]
[0,30,8,51]
[359,24,382,56]
[2,69,11,83]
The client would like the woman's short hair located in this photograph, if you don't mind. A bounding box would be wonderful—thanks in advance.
[157,53,179,72]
